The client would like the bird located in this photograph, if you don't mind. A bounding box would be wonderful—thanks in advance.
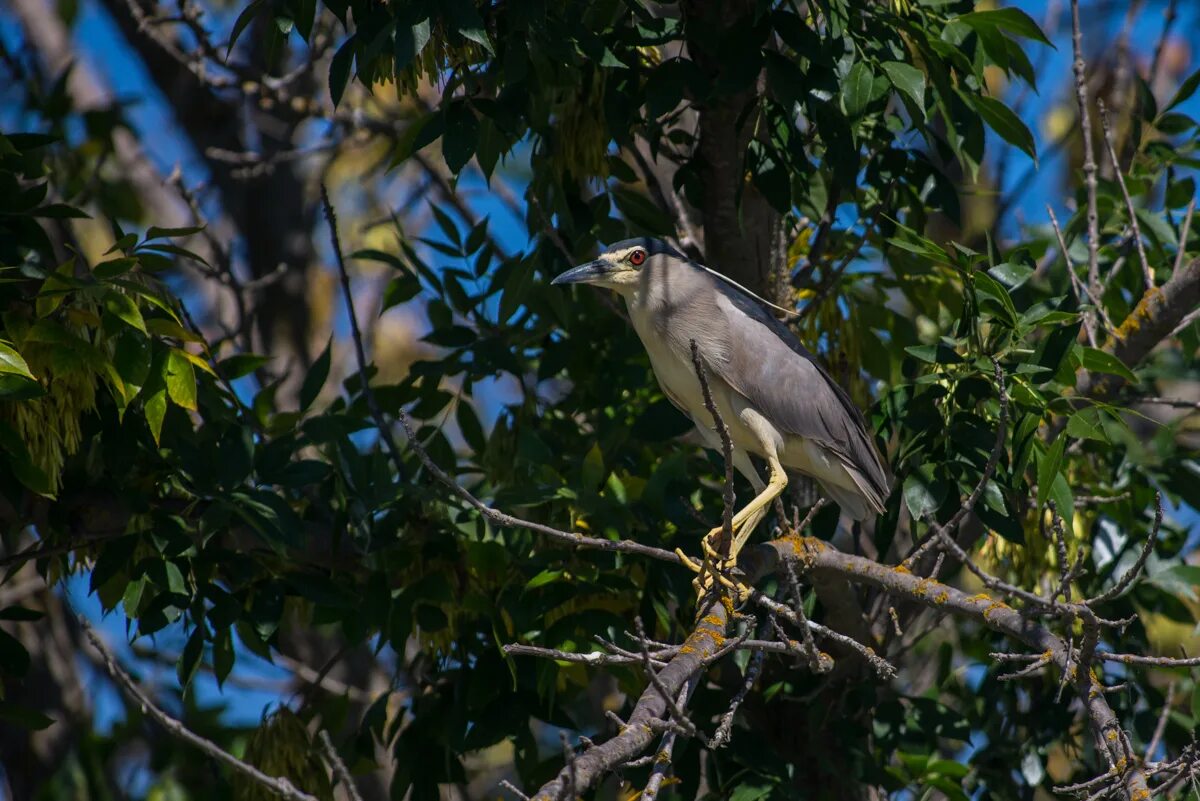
[552,237,891,579]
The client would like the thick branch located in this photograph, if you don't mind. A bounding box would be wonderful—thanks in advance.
[1075,258,1200,401]
[741,539,1153,800]
[530,599,730,801]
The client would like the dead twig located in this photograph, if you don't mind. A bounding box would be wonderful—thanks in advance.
[1070,0,1102,303]
[318,730,364,801]
[80,616,319,801]
[1098,100,1154,291]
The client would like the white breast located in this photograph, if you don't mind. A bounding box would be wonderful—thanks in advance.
[626,296,762,454]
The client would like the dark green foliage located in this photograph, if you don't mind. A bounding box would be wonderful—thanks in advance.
[2,2,1200,800]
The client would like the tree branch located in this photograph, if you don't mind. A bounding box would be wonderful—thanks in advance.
[1070,0,1102,302]
[1075,258,1200,401]
[741,538,1154,800]
[79,616,321,801]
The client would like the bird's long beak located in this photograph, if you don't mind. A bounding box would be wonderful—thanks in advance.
[551,260,614,286]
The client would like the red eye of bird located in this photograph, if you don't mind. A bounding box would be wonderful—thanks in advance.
[630,250,646,266]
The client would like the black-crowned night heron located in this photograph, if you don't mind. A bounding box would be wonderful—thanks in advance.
[552,237,891,583]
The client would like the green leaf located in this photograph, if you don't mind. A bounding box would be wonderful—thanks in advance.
[177,625,204,691]
[989,262,1034,289]
[1047,472,1074,528]
[213,627,234,688]
[1065,409,1107,442]
[443,0,493,54]
[456,401,486,452]
[905,342,963,364]
[0,701,53,730]
[0,341,35,381]
[0,420,54,495]
[956,8,1052,46]
[524,569,562,590]
[1078,347,1137,382]
[113,331,152,392]
[145,224,205,240]
[973,269,1018,325]
[0,628,31,675]
[394,18,432,75]
[1148,564,1200,602]
[903,473,939,520]
[218,353,272,378]
[881,61,926,110]
[144,386,167,445]
[1037,437,1066,510]
[443,101,478,175]
[973,95,1037,160]
[382,274,421,312]
[103,290,147,333]
[0,606,42,621]
[423,325,475,348]
[29,203,89,219]
[226,0,263,59]
[299,337,332,411]
[842,61,876,117]
[93,257,137,279]
[1164,67,1200,113]
[165,349,198,411]
[329,34,357,107]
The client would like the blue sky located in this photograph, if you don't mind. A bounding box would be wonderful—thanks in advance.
[1,0,1199,787]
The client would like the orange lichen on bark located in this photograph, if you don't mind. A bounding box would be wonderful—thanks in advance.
[933,591,949,604]
[1113,286,1163,342]
[982,601,1010,620]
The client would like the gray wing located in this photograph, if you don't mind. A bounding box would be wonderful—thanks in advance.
[707,279,892,506]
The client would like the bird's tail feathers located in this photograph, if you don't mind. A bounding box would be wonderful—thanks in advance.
[823,464,889,521]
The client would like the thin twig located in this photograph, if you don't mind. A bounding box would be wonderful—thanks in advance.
[80,616,319,801]
[749,590,895,678]
[499,780,531,801]
[641,683,692,801]
[690,339,734,557]
[903,359,1009,569]
[1149,0,1180,96]
[633,618,706,745]
[1173,199,1194,277]
[1145,682,1176,763]
[503,643,670,668]
[710,647,765,748]
[1098,100,1153,291]
[320,184,407,479]
[1071,0,1101,302]
[782,558,828,673]
[1086,492,1162,607]
[326,190,681,577]
[1168,308,1200,340]
[1047,205,1110,342]
[1135,396,1200,411]
[318,730,364,801]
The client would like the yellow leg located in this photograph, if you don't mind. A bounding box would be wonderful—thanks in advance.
[676,455,789,599]
[704,454,787,561]
[728,455,787,558]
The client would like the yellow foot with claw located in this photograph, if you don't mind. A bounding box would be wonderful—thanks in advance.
[673,546,753,601]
